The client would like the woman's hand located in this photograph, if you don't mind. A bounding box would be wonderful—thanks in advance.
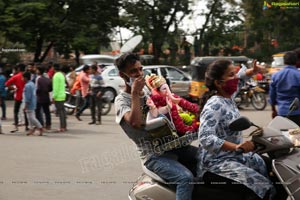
[236,141,255,153]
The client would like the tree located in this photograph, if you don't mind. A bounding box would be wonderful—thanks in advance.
[0,0,120,64]
[121,0,191,64]
[193,0,243,56]
[240,0,300,61]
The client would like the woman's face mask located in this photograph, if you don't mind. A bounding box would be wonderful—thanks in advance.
[221,78,239,96]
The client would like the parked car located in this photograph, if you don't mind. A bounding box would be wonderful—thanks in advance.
[142,65,191,98]
[101,65,125,101]
[80,54,116,65]
[66,65,125,102]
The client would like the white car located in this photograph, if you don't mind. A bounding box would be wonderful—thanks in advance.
[80,54,116,66]
[101,65,125,101]
[66,65,125,101]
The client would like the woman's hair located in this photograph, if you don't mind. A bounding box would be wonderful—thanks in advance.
[199,59,232,112]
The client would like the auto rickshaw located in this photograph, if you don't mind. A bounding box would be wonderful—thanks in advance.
[189,56,250,102]
[269,52,286,75]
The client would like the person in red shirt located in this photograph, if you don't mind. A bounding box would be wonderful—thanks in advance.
[47,62,55,79]
[5,63,28,132]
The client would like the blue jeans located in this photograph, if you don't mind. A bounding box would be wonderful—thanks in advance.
[144,146,197,200]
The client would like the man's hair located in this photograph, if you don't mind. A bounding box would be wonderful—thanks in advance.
[61,65,69,74]
[115,53,140,72]
[284,51,297,65]
[22,71,31,80]
[18,63,26,72]
[83,65,90,72]
[91,65,98,71]
[294,48,300,60]
[37,66,45,74]
[54,63,61,71]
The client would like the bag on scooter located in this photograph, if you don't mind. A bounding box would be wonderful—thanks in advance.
[145,115,178,143]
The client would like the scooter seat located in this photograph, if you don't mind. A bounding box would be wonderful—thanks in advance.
[141,164,168,184]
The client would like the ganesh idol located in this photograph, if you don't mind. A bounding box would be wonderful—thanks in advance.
[145,74,199,135]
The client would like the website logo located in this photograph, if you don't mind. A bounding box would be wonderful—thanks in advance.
[263,1,300,10]
[263,1,272,10]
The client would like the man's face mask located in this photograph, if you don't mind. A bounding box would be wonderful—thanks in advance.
[126,77,136,87]
[123,73,136,87]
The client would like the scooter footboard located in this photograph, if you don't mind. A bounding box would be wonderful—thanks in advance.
[129,173,175,200]
[272,149,300,199]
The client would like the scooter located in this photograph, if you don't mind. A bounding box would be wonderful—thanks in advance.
[128,99,300,200]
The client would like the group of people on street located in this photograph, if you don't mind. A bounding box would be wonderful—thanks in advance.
[0,61,107,135]
[114,50,300,200]
[1,63,68,135]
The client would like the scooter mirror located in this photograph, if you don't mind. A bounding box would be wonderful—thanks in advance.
[229,116,252,131]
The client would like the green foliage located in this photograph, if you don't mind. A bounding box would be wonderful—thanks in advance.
[1,0,299,65]
[241,0,300,61]
[121,0,191,64]
[0,0,120,63]
[195,0,244,56]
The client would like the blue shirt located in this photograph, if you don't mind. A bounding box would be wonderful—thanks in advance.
[0,75,7,97]
[269,65,300,116]
[23,81,36,110]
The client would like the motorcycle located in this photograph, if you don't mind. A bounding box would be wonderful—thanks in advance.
[64,89,112,116]
[235,81,267,110]
[128,99,300,200]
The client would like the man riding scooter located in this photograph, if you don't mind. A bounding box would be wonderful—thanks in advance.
[114,53,198,200]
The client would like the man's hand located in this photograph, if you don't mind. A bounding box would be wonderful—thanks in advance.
[96,91,102,98]
[272,110,278,119]
[166,96,173,109]
[146,97,155,107]
[271,105,277,119]
[252,59,265,74]
[131,76,145,96]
